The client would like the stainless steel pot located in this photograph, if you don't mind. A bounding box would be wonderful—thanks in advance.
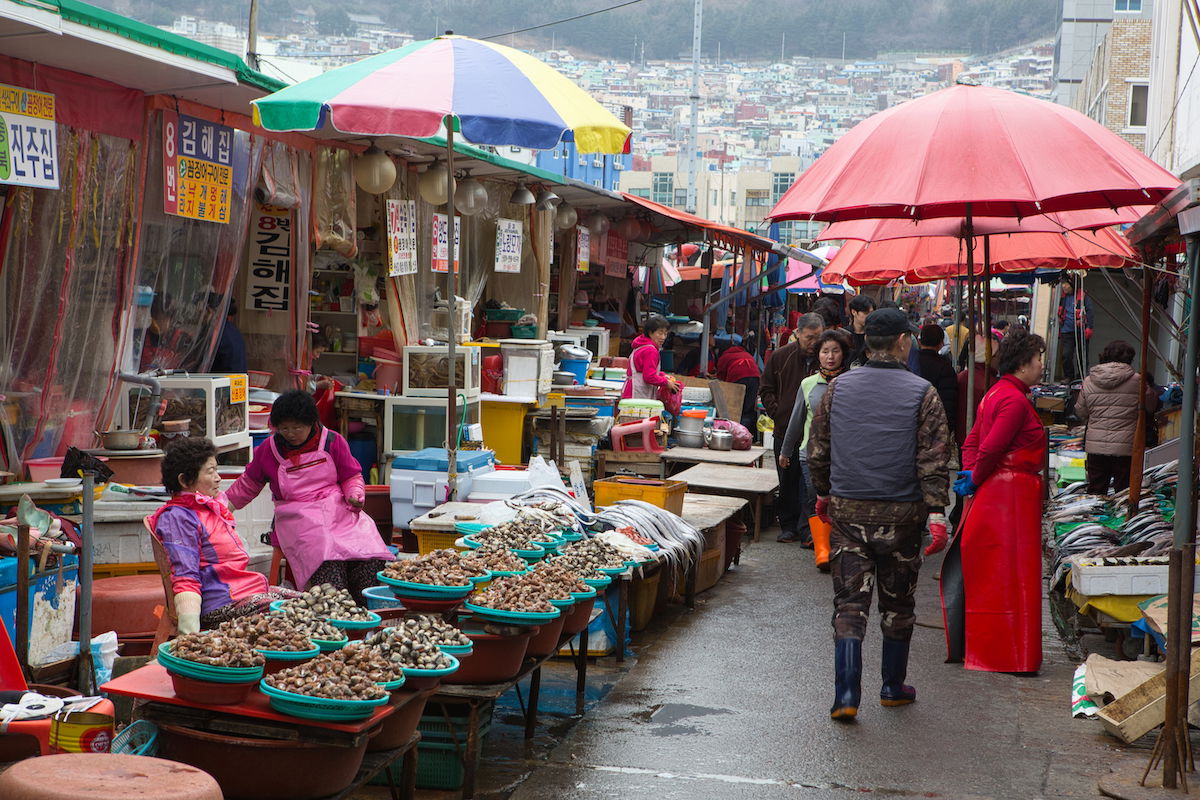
[551,370,576,386]
[675,429,705,448]
[94,429,144,450]
[675,414,705,434]
[704,428,734,451]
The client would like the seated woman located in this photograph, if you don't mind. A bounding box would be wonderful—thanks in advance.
[225,390,393,604]
[148,437,296,633]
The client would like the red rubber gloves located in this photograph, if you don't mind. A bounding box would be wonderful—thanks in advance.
[815,496,831,524]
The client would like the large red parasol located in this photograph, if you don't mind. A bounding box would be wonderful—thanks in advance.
[768,84,1180,224]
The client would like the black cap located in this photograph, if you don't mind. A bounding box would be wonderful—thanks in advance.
[864,308,919,337]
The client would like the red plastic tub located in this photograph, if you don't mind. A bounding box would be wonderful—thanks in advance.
[169,672,257,705]
[525,613,567,658]
[447,629,534,684]
[368,687,435,751]
[560,597,595,635]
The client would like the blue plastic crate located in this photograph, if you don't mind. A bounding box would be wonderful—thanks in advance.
[391,448,495,472]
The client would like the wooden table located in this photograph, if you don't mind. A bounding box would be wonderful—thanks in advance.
[682,493,750,566]
[429,623,588,800]
[661,445,771,473]
[672,463,778,541]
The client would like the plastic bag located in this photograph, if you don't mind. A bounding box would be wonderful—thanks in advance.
[313,147,357,257]
[43,631,118,687]
[712,418,752,450]
[257,141,301,209]
[526,455,564,490]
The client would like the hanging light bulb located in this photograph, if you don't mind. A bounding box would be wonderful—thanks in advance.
[418,161,454,206]
[508,182,535,205]
[535,188,561,210]
[455,174,488,216]
[555,201,578,230]
[586,211,610,235]
[352,145,397,194]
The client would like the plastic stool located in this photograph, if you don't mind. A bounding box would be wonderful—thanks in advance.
[92,575,166,639]
[0,753,221,800]
[611,417,666,453]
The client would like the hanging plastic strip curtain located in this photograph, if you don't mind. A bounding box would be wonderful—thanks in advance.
[0,127,139,463]
[134,111,264,374]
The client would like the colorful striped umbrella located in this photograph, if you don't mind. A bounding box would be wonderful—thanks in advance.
[251,34,631,153]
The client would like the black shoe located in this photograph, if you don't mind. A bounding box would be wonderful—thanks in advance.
[798,534,814,549]
[777,530,800,543]
[830,638,862,721]
[880,637,916,707]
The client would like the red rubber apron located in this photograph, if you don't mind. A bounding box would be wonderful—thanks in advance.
[269,428,392,590]
[948,440,1045,673]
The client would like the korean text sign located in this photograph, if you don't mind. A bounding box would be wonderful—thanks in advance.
[386,199,418,277]
[163,111,234,223]
[432,213,461,273]
[0,84,58,189]
[494,218,522,273]
[576,226,590,273]
[246,202,292,311]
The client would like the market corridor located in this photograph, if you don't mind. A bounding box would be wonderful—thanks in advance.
[467,534,1124,800]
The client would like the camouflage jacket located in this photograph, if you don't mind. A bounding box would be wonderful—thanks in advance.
[809,352,954,520]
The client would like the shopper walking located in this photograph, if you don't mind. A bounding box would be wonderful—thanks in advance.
[761,313,824,544]
[917,324,957,423]
[942,330,1047,674]
[846,294,876,367]
[1075,340,1158,495]
[715,333,761,431]
[1058,277,1093,382]
[809,308,953,721]
[779,328,852,571]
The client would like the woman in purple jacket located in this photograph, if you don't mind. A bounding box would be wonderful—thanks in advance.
[226,390,393,604]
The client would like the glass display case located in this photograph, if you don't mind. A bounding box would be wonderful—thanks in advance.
[384,395,481,454]
[128,374,250,450]
[402,345,482,398]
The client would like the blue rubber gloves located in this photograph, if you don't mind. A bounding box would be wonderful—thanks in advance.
[953,470,978,497]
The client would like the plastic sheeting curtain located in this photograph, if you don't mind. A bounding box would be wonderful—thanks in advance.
[135,111,264,374]
[0,128,139,463]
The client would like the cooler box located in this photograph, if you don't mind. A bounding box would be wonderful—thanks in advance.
[390,449,496,529]
[465,469,534,503]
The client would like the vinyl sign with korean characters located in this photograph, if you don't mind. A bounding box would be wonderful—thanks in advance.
[432,213,461,273]
[0,84,58,189]
[494,218,523,273]
[163,111,234,223]
[246,202,292,311]
[576,226,590,273]
[386,199,417,276]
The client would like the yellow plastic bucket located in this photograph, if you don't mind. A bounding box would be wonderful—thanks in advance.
[49,710,114,753]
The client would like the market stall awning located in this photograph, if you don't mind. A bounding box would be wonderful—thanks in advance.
[621,193,785,256]
[0,0,283,114]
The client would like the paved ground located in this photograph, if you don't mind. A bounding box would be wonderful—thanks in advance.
[361,528,1172,799]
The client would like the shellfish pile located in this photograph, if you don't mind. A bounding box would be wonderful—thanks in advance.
[287,584,375,621]
[461,544,526,573]
[395,614,471,648]
[268,605,347,643]
[470,574,555,613]
[529,561,589,597]
[362,626,455,670]
[218,614,314,652]
[470,518,558,550]
[381,548,485,586]
[264,651,388,700]
[549,538,626,577]
[170,631,265,668]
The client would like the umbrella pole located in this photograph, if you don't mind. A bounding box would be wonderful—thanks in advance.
[445,120,459,499]
[965,205,978,431]
[1128,265,1152,516]
[983,235,993,390]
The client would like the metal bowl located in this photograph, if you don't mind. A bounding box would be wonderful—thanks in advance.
[96,429,144,450]
[676,429,705,448]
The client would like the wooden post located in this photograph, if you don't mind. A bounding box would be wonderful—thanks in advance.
[1128,266,1153,516]
[533,208,551,340]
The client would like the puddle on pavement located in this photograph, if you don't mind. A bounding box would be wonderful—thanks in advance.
[630,702,733,736]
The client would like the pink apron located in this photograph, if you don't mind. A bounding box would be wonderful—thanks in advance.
[270,428,392,589]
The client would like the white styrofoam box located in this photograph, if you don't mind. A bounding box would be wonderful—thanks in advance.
[469,469,533,497]
[389,464,493,528]
[1069,557,1195,596]
[500,339,554,398]
[681,386,712,404]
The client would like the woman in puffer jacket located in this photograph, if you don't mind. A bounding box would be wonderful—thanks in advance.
[1075,340,1159,494]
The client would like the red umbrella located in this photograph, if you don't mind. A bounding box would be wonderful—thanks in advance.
[768,84,1180,224]
[819,224,1136,285]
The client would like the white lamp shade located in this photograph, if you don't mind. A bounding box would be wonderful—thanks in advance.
[455,177,488,216]
[615,217,641,240]
[353,147,397,194]
[418,163,455,205]
[555,202,578,230]
[586,212,610,235]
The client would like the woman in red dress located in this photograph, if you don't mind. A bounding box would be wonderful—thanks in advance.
[941,330,1046,673]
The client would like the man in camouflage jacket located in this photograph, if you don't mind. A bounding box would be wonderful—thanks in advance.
[809,308,953,722]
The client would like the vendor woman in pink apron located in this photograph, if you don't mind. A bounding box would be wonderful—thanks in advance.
[226,390,392,604]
